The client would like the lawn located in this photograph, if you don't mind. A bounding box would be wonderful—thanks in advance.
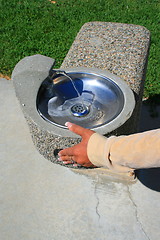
[0,0,159,97]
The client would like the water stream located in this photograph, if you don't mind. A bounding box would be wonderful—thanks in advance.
[48,71,95,118]
[61,72,82,100]
[60,71,88,111]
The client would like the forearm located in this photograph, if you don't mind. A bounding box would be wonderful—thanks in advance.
[87,129,160,172]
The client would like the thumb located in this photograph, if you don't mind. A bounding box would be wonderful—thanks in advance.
[65,122,94,137]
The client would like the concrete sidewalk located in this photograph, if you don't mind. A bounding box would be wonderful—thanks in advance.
[0,78,160,240]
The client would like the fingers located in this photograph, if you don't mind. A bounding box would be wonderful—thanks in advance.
[65,122,94,137]
[58,155,75,162]
[58,155,81,167]
[58,145,81,165]
[58,153,95,168]
[58,145,76,157]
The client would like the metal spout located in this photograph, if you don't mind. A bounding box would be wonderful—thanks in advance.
[48,69,67,84]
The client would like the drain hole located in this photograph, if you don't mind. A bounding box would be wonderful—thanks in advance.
[71,103,89,117]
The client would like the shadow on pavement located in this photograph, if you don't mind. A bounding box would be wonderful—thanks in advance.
[137,94,160,191]
[136,168,160,192]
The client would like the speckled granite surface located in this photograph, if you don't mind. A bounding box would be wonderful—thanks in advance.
[26,115,81,168]
[61,22,150,95]
[26,115,135,166]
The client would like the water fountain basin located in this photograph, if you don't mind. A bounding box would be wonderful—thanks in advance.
[37,67,135,134]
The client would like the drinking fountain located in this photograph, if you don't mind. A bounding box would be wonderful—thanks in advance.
[12,54,135,170]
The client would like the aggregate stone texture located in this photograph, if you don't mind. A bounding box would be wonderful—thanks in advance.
[25,115,81,168]
[26,111,137,168]
[61,22,150,95]
[1,78,160,240]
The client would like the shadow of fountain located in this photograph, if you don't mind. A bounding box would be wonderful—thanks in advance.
[137,94,160,191]
[136,168,160,192]
[139,94,160,132]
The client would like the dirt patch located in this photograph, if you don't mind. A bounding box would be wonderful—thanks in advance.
[0,73,11,80]
[48,0,56,3]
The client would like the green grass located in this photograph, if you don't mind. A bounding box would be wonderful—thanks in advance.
[0,0,159,97]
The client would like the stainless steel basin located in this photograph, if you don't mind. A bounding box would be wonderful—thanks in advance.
[36,68,133,130]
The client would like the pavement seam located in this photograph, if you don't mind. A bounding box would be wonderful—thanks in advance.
[94,174,101,221]
[127,185,150,240]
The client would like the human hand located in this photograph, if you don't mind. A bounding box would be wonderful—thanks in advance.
[58,122,96,167]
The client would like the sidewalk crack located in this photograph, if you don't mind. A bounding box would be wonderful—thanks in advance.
[127,186,150,240]
[94,174,101,221]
